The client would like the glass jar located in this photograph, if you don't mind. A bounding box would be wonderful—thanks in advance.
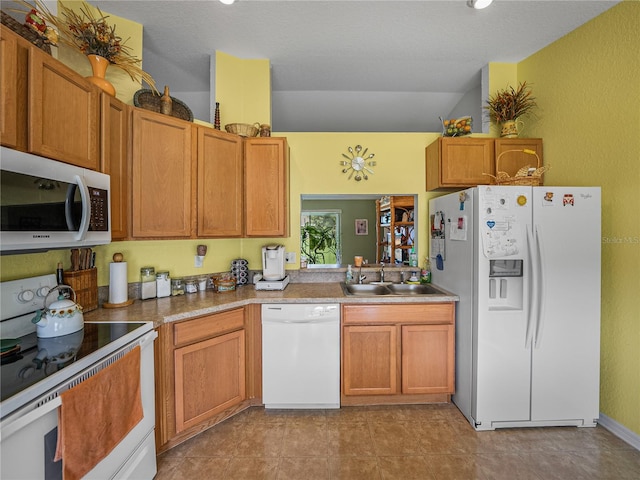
[185,278,198,294]
[171,277,185,296]
[156,271,171,298]
[197,275,208,291]
[140,267,156,300]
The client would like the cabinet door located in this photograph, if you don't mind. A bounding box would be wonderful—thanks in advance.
[494,138,543,181]
[131,109,194,238]
[197,127,244,237]
[28,46,100,169]
[244,137,289,237]
[426,137,494,190]
[343,325,397,395]
[401,324,454,394]
[174,329,245,433]
[0,29,27,150]
[101,94,129,240]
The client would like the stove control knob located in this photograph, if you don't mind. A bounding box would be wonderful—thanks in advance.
[36,286,51,297]
[18,289,35,302]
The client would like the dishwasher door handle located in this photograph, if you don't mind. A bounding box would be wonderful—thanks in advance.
[262,318,339,325]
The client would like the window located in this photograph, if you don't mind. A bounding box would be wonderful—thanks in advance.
[300,210,341,266]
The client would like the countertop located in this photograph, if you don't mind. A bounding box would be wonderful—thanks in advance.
[84,282,458,327]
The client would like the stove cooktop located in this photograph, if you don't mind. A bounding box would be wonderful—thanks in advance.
[0,322,147,404]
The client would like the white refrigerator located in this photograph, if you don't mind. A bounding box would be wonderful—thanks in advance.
[429,186,601,431]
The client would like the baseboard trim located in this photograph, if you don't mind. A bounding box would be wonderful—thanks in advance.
[599,413,640,451]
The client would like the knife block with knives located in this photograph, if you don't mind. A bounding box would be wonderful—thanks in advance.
[62,248,98,312]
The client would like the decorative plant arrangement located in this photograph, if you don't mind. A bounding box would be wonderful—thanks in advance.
[484,81,536,137]
[13,0,156,93]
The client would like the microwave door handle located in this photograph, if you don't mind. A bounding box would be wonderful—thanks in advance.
[65,175,91,241]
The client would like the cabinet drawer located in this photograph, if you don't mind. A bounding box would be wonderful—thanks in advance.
[342,303,454,325]
[174,308,244,346]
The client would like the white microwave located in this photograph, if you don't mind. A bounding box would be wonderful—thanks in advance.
[1,147,111,254]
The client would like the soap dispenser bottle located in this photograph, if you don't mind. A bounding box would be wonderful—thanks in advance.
[346,264,353,284]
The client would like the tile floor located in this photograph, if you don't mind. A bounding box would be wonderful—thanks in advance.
[155,404,640,480]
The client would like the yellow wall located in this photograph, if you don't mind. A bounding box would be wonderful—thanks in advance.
[215,51,271,127]
[518,1,640,435]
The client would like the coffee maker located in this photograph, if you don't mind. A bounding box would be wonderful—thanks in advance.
[255,244,289,290]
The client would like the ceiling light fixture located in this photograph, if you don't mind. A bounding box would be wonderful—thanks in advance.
[467,0,493,9]
[219,0,235,5]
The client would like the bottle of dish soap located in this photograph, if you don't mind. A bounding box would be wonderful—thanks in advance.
[409,247,418,267]
[346,264,354,284]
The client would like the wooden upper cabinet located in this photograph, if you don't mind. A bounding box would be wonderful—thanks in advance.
[426,137,494,191]
[426,137,544,191]
[28,46,100,169]
[197,127,244,237]
[244,137,289,237]
[131,109,194,238]
[100,94,130,240]
[0,28,28,150]
[494,138,543,177]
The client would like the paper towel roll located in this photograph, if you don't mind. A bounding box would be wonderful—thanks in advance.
[109,262,128,304]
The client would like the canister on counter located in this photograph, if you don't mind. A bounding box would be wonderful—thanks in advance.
[185,278,198,294]
[140,266,156,300]
[171,277,185,296]
[156,271,171,298]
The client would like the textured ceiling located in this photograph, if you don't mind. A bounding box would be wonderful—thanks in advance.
[86,0,619,131]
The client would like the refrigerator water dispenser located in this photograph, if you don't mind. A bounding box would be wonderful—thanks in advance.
[488,259,523,310]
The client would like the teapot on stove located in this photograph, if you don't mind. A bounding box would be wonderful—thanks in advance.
[31,286,84,338]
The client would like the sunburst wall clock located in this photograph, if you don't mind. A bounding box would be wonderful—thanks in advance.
[340,145,376,181]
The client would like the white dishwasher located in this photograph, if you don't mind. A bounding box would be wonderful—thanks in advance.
[262,304,340,409]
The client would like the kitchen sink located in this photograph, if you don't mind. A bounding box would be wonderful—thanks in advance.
[386,284,442,295]
[343,284,391,295]
[342,282,446,296]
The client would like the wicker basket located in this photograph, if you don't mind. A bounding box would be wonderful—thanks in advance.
[225,123,260,137]
[1,11,51,54]
[484,148,549,186]
[63,268,98,312]
[133,89,194,122]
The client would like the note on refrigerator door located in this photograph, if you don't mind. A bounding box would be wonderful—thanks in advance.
[481,215,522,259]
[449,215,468,241]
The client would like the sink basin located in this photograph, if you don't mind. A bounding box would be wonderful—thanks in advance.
[386,284,442,295]
[342,282,446,296]
[343,284,391,295]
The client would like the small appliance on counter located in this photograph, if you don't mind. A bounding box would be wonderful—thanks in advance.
[255,244,289,291]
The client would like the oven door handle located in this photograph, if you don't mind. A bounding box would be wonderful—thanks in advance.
[1,397,61,440]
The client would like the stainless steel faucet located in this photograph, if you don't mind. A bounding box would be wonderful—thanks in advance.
[379,262,385,283]
[400,270,406,284]
[358,265,366,284]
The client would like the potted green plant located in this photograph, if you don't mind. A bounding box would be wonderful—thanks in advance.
[484,81,537,137]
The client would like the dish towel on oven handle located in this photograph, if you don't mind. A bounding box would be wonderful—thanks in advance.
[54,345,143,480]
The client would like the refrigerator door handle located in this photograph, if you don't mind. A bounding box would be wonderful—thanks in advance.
[525,225,537,348]
[533,225,546,348]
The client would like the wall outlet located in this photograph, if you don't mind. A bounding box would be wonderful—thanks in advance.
[285,252,296,264]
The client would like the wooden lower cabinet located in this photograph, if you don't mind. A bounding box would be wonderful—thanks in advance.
[156,308,249,451]
[401,324,454,394]
[174,329,245,433]
[343,325,397,396]
[342,303,455,404]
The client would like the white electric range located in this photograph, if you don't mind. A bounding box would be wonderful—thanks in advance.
[0,274,157,479]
